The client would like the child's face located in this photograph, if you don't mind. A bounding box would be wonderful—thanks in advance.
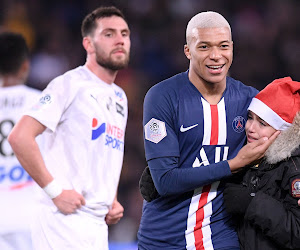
[245,111,277,143]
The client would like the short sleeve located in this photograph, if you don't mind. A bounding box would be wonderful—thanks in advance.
[25,75,75,132]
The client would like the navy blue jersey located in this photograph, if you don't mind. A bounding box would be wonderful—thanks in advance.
[138,71,258,249]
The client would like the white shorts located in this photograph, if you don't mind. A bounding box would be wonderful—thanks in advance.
[31,206,108,250]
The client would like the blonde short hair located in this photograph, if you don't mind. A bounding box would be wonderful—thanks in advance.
[186,11,231,44]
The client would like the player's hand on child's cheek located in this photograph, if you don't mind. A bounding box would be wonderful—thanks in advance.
[52,189,86,215]
[105,199,124,225]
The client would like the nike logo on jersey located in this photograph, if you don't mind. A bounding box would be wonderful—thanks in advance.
[180,124,198,132]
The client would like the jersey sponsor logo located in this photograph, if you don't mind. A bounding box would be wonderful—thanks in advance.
[92,118,106,140]
[180,124,198,132]
[292,179,300,197]
[91,118,124,151]
[232,116,246,133]
[144,118,167,144]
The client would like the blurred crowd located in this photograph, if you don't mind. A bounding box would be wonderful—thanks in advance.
[1,0,300,245]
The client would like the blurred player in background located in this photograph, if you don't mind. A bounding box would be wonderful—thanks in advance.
[0,32,41,250]
[8,6,130,250]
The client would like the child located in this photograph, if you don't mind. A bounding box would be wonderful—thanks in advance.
[223,77,300,250]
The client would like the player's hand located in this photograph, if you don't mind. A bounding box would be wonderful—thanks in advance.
[298,199,300,206]
[229,131,280,172]
[52,189,86,215]
[105,199,124,225]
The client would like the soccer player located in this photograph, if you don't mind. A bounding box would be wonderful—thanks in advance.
[138,11,278,249]
[0,32,41,250]
[8,6,130,250]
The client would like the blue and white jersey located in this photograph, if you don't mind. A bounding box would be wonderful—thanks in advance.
[138,71,258,249]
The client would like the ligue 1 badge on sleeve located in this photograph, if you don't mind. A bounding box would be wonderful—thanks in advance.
[32,94,52,110]
[291,179,300,198]
[39,94,52,105]
[144,118,167,144]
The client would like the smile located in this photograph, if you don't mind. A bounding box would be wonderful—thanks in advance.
[207,64,224,70]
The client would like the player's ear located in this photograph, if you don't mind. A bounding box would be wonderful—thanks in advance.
[184,44,191,60]
[82,37,95,53]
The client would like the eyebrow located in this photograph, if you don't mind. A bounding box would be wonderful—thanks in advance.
[198,40,231,44]
[102,28,130,33]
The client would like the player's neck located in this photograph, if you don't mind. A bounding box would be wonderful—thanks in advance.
[193,79,226,105]
[0,76,24,87]
[85,61,118,85]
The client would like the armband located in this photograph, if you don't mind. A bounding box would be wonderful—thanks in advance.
[43,179,63,199]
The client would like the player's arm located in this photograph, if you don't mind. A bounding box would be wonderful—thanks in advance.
[146,134,280,197]
[8,115,85,214]
[148,156,230,196]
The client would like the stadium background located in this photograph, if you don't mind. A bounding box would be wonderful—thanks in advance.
[1,0,300,249]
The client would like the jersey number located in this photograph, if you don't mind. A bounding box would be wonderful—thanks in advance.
[0,119,15,156]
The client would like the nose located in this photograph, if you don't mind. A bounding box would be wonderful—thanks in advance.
[209,47,222,60]
[115,32,125,45]
[246,120,256,133]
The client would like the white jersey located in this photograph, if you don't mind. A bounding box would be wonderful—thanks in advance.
[26,65,128,219]
[0,85,41,233]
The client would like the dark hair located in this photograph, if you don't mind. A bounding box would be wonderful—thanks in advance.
[0,32,29,75]
[81,6,126,38]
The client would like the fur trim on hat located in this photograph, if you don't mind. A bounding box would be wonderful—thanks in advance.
[265,112,300,164]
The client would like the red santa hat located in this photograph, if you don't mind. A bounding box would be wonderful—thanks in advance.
[248,77,300,131]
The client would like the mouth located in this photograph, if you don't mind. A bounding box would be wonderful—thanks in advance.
[112,48,126,55]
[206,64,225,74]
[207,64,225,69]
[247,135,257,143]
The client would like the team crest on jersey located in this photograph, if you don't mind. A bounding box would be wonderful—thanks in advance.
[144,118,167,144]
[39,94,52,104]
[232,116,246,133]
[292,179,300,197]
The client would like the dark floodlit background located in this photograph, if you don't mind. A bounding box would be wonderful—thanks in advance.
[1,0,300,249]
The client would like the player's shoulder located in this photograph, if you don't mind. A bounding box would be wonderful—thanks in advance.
[60,66,88,83]
[226,76,259,97]
[45,66,89,92]
[146,72,187,99]
[0,85,41,96]
[22,85,42,94]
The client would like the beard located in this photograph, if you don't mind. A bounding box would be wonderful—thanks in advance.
[95,48,130,71]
